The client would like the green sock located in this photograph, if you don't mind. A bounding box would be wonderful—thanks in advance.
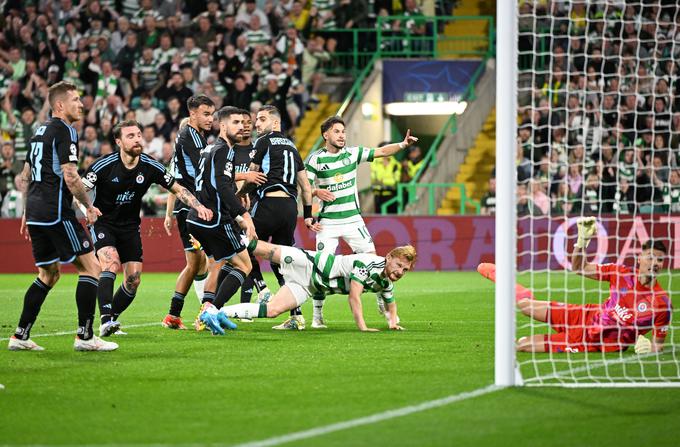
[258,302,268,318]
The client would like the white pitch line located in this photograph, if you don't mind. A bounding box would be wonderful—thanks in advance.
[0,322,161,341]
[230,384,501,447]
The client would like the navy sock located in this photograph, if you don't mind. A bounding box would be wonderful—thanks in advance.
[169,291,186,317]
[202,291,215,304]
[214,268,246,308]
[290,306,302,316]
[76,276,98,340]
[112,284,136,320]
[240,276,254,303]
[15,278,51,340]
[98,271,116,324]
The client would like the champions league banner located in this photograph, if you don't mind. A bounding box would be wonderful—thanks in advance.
[0,216,678,272]
[382,60,483,104]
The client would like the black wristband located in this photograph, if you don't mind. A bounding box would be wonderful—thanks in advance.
[303,205,313,219]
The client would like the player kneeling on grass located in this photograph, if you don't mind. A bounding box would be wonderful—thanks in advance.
[478,217,671,354]
[198,239,415,334]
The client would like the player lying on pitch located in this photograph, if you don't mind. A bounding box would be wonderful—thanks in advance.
[198,239,416,333]
[478,217,671,354]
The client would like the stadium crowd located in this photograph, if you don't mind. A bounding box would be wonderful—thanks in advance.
[0,0,447,218]
[482,1,680,217]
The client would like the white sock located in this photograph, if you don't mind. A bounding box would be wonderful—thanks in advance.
[221,303,262,320]
[194,277,206,302]
[313,299,324,319]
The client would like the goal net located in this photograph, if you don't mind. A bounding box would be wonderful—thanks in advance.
[513,0,680,387]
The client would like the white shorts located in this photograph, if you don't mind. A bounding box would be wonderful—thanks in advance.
[279,246,315,306]
[316,219,375,254]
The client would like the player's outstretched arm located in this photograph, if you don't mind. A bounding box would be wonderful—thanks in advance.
[385,301,404,330]
[373,129,419,158]
[170,184,213,221]
[570,216,598,279]
[62,163,101,224]
[348,280,378,332]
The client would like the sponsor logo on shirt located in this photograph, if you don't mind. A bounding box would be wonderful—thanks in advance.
[116,190,136,204]
[614,304,633,322]
[136,174,145,184]
[327,180,353,192]
[637,302,648,312]
[333,173,344,182]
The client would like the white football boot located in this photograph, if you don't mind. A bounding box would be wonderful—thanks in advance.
[8,336,44,351]
[74,336,119,351]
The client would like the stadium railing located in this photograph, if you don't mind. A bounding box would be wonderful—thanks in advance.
[381,182,481,215]
[313,15,495,77]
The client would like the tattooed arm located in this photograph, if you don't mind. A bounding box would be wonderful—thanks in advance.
[169,183,213,221]
[62,163,101,224]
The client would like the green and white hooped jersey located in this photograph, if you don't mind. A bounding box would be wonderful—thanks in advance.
[306,146,375,225]
[301,250,394,302]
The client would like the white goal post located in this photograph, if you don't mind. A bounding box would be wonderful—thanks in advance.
[495,0,680,387]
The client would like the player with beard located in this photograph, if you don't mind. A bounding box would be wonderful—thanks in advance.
[82,120,212,336]
[162,95,215,330]
[9,81,114,352]
[237,105,319,331]
[217,111,268,317]
[187,106,258,335]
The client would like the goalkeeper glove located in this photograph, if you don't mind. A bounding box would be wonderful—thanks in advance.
[634,335,652,355]
[574,216,597,249]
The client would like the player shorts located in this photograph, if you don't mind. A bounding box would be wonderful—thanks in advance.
[544,302,603,353]
[90,222,143,264]
[186,221,245,262]
[278,246,316,306]
[27,217,94,266]
[175,209,196,251]
[316,219,375,254]
[251,196,297,245]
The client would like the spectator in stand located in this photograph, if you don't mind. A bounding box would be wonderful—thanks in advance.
[157,71,193,115]
[135,92,160,127]
[153,111,173,141]
[480,177,496,216]
[0,142,22,201]
[371,145,401,214]
[517,138,533,184]
[256,66,295,132]
[529,178,549,215]
[551,181,574,216]
[236,0,271,34]
[142,124,164,159]
[401,145,424,183]
[80,125,102,161]
[224,72,260,111]
[1,174,24,218]
[162,96,185,131]
[302,36,331,102]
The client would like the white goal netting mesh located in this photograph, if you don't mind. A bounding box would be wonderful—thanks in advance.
[515,0,680,387]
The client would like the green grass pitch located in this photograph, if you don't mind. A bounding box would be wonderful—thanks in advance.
[1,271,679,446]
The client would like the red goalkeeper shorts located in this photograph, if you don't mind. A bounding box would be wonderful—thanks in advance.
[544,302,601,353]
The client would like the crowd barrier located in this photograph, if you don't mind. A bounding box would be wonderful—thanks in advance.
[0,215,677,273]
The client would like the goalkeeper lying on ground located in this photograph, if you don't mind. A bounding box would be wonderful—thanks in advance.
[479,217,671,354]
[198,239,416,333]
